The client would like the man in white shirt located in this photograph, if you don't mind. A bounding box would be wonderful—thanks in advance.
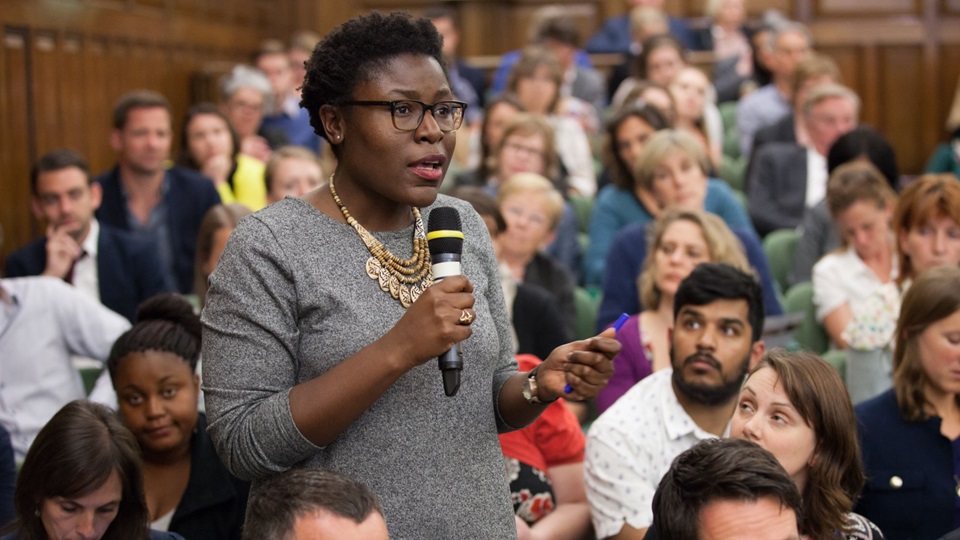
[746,84,860,236]
[4,149,170,321]
[585,263,766,540]
[0,225,130,461]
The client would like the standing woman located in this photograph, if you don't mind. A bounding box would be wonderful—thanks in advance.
[179,103,267,211]
[108,295,249,539]
[856,265,960,538]
[200,12,618,539]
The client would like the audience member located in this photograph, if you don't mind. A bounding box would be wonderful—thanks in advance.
[424,5,486,119]
[698,0,753,103]
[813,162,897,350]
[747,84,860,236]
[0,426,11,529]
[856,265,960,539]
[586,0,697,54]
[264,145,324,204]
[195,204,252,308]
[241,468,388,540]
[506,46,597,196]
[925,76,960,178]
[2,400,183,540]
[749,53,841,160]
[737,22,813,157]
[611,34,687,109]
[585,263,765,539]
[791,125,898,286]
[255,40,321,154]
[0,224,130,461]
[179,102,267,211]
[94,90,221,294]
[288,31,320,93]
[620,81,678,125]
[586,103,672,286]
[596,210,750,413]
[894,173,960,289]
[496,173,577,335]
[220,64,281,161]
[454,187,571,361]
[605,7,669,104]
[5,149,170,322]
[456,93,524,185]
[534,13,608,115]
[501,353,592,540]
[650,438,802,540]
[669,66,722,168]
[730,349,882,539]
[107,295,249,539]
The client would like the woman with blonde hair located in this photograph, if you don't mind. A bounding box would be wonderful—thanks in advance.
[856,265,960,538]
[595,209,749,412]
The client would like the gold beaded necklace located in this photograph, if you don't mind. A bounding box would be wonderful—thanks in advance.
[329,173,433,307]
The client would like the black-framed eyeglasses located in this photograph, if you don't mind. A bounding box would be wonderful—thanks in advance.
[341,99,468,133]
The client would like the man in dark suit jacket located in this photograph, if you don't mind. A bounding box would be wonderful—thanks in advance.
[93,90,220,294]
[746,84,859,236]
[4,149,171,322]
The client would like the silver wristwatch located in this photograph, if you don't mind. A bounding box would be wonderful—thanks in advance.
[522,366,556,404]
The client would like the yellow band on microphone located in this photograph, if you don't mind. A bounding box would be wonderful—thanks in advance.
[426,230,465,241]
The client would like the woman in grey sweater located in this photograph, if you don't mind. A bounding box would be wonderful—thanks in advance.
[200,12,619,540]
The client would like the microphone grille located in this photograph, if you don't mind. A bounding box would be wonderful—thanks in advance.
[427,207,463,256]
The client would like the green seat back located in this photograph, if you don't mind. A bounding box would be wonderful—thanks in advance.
[782,282,829,355]
[569,195,594,234]
[763,228,801,298]
[574,287,602,341]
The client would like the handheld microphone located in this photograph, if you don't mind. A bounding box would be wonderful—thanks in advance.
[427,207,465,397]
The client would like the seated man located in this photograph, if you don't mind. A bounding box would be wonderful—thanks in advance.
[649,438,802,540]
[585,263,766,539]
[585,0,696,54]
[747,84,859,236]
[95,90,221,294]
[241,468,388,540]
[0,225,130,461]
[5,149,171,322]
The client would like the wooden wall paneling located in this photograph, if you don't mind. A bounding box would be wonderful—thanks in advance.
[0,27,35,259]
[946,0,960,13]
[82,36,113,173]
[59,33,88,157]
[938,44,960,137]
[814,0,919,16]
[877,45,926,174]
[31,30,63,158]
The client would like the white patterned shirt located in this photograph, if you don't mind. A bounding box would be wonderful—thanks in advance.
[585,368,719,537]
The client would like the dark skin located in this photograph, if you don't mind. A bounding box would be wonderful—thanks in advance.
[288,53,619,448]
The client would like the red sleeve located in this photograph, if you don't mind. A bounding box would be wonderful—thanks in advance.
[535,398,586,468]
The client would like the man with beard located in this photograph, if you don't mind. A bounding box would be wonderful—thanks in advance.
[584,263,766,540]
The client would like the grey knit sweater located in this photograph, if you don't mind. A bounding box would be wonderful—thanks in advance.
[201,195,520,539]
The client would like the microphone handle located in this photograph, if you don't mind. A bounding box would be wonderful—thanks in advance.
[431,252,463,397]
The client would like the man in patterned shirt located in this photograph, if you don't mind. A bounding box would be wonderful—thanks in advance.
[585,263,766,539]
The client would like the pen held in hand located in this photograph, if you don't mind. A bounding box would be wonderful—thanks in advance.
[564,313,629,394]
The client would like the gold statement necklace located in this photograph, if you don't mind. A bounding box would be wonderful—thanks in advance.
[329,173,433,308]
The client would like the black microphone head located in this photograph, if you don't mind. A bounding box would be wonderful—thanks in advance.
[427,207,463,257]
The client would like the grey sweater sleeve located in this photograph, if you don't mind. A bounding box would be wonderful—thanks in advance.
[201,216,322,481]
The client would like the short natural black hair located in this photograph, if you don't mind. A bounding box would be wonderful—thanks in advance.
[652,438,802,540]
[30,148,91,195]
[300,11,447,146]
[241,468,383,540]
[674,262,764,342]
[112,90,171,130]
[107,294,202,380]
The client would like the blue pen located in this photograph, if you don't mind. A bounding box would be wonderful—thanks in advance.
[565,313,630,394]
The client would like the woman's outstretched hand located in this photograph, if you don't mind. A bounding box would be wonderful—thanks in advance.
[536,328,620,402]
